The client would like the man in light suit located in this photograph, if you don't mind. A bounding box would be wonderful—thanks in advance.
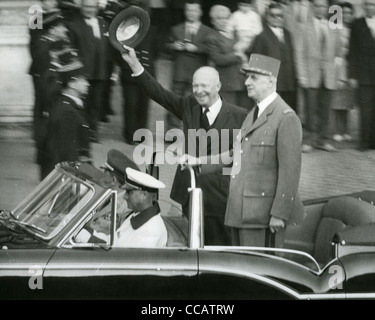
[250,2,297,111]
[186,54,304,248]
[121,44,247,246]
[348,0,375,150]
[294,0,342,152]
[165,0,214,130]
[67,0,112,142]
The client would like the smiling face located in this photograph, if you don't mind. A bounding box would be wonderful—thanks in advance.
[245,72,275,102]
[192,67,221,108]
[267,7,284,28]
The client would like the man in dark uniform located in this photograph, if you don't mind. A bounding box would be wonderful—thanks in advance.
[66,0,113,142]
[29,3,62,142]
[43,59,91,178]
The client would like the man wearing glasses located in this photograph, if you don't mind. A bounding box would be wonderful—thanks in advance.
[250,3,297,112]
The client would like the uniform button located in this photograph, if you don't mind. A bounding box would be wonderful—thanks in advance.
[235,162,238,166]
[245,138,249,142]
[232,175,236,179]
[240,150,244,154]
[262,142,265,145]
[262,192,265,196]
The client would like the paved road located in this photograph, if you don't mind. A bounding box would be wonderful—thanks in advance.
[1,59,375,210]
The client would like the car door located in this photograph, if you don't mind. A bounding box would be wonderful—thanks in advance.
[42,247,198,299]
[338,252,375,299]
[0,248,57,299]
[197,249,347,300]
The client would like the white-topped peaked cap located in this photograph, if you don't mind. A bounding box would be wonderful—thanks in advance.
[122,167,166,191]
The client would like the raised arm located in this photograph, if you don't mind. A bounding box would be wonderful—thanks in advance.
[121,45,189,120]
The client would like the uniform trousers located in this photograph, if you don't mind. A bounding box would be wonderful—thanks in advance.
[121,80,150,142]
[230,227,286,248]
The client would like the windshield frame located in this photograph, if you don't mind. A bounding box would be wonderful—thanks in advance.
[12,168,96,241]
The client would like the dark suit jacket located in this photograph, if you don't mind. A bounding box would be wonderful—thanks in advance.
[67,16,112,80]
[46,95,90,171]
[206,30,246,93]
[167,23,214,83]
[136,70,248,217]
[251,25,296,92]
[348,17,375,85]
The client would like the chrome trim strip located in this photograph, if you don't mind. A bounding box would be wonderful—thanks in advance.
[345,293,375,299]
[198,266,348,300]
[198,265,302,299]
[204,246,322,274]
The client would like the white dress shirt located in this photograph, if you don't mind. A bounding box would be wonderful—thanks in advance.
[270,26,285,42]
[203,98,223,126]
[85,17,101,39]
[257,91,278,117]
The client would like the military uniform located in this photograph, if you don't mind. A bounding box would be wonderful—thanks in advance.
[225,54,305,248]
[44,94,90,177]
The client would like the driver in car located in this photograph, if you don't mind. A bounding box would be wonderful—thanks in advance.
[90,149,141,233]
[76,167,168,248]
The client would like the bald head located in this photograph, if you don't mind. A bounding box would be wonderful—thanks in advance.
[192,67,222,108]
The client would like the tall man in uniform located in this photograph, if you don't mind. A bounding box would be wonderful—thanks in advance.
[44,58,91,178]
[120,44,247,246]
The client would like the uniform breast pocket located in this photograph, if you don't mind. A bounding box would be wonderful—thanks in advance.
[251,137,276,164]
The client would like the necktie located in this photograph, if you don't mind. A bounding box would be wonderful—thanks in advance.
[253,105,259,123]
[201,108,210,129]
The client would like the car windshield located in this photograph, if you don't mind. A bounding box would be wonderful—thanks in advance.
[12,169,94,240]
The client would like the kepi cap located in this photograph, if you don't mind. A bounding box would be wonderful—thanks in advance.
[122,168,165,192]
[241,54,281,78]
[101,149,140,185]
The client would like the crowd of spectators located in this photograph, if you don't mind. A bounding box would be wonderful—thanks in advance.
[29,0,375,180]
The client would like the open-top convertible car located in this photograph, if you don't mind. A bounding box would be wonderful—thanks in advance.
[1,157,375,300]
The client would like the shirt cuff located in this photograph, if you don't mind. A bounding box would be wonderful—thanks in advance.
[131,67,145,77]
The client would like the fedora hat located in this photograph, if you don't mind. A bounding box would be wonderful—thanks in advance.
[108,6,150,52]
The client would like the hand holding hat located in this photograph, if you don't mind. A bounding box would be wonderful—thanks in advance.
[121,45,144,75]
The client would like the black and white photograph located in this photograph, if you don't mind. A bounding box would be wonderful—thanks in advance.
[1,0,375,303]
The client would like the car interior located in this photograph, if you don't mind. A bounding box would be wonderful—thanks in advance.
[284,191,375,267]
